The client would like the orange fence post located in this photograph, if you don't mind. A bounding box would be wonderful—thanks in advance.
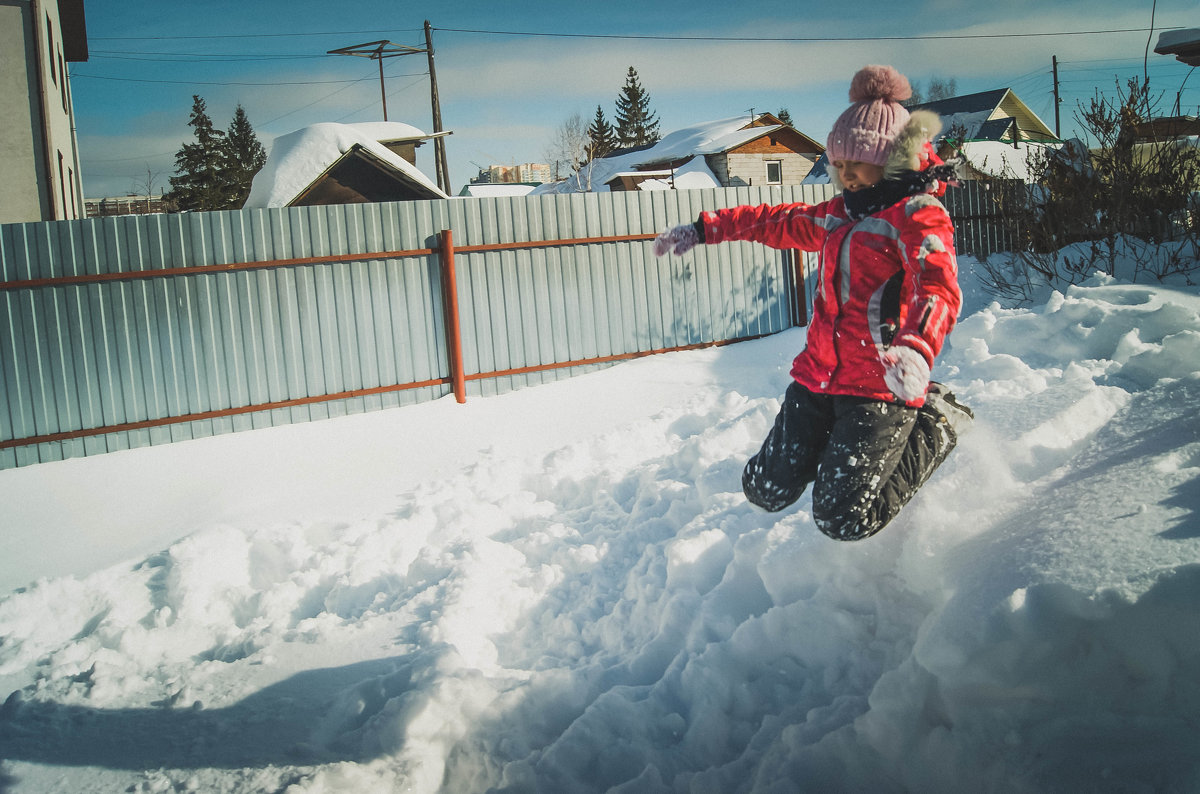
[439,229,467,403]
[791,249,808,327]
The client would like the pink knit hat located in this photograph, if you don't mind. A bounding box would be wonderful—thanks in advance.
[826,65,913,166]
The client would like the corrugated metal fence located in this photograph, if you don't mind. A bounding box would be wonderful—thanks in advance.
[1,181,1006,469]
[0,186,820,468]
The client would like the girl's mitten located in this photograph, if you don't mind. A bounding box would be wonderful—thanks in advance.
[881,346,930,402]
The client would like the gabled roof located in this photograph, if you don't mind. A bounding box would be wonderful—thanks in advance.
[911,88,1010,118]
[911,88,1058,143]
[244,122,448,208]
[539,114,823,194]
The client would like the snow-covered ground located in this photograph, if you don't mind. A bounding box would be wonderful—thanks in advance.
[2,253,1199,793]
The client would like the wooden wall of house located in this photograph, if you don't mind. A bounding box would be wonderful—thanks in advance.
[714,152,818,187]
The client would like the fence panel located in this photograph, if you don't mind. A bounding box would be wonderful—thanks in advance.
[942,180,1012,258]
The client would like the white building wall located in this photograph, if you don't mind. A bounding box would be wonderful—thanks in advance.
[0,0,84,224]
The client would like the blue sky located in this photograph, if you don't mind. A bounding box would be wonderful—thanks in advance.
[73,0,1199,198]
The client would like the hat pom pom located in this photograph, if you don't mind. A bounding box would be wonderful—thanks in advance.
[848,65,912,103]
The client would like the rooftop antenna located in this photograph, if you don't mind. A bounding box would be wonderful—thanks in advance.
[327,40,424,122]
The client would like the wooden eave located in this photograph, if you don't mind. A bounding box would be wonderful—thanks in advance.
[726,125,824,156]
[289,144,443,206]
[995,89,1057,140]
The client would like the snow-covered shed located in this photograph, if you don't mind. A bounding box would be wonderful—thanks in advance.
[244,122,449,209]
[536,114,824,194]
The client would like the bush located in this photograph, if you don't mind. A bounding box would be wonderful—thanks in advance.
[985,77,1200,302]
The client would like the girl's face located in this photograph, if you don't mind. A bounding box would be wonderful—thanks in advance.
[832,160,884,191]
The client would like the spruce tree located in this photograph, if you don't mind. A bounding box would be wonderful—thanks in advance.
[169,95,234,211]
[586,105,618,160]
[224,104,267,209]
[614,67,661,149]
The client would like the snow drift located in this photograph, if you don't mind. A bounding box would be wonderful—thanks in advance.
[2,257,1199,793]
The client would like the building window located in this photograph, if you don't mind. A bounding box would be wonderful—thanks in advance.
[59,50,67,111]
[47,15,56,85]
[58,151,67,219]
[765,160,783,185]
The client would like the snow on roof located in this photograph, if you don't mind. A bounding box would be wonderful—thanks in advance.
[628,159,723,191]
[457,183,539,198]
[633,120,784,166]
[534,116,779,194]
[1156,28,1200,51]
[244,122,448,208]
[959,140,1061,181]
[339,121,431,143]
[937,110,1001,141]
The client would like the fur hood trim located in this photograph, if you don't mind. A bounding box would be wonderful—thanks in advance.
[884,110,942,178]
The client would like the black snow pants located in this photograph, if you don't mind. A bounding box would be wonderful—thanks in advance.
[742,381,956,540]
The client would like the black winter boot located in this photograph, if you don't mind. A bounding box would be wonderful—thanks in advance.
[923,382,974,439]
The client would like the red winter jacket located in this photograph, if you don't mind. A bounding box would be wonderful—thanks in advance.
[700,186,960,407]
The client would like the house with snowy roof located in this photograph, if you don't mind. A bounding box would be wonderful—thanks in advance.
[804,88,1062,184]
[915,88,1062,181]
[243,121,449,209]
[535,113,824,194]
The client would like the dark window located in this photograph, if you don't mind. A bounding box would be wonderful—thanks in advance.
[47,15,56,85]
[59,49,67,111]
[58,151,67,219]
[766,160,783,184]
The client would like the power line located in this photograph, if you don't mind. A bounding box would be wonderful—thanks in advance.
[431,25,1174,42]
[72,72,426,87]
[89,51,327,62]
[88,24,1174,45]
[90,29,422,41]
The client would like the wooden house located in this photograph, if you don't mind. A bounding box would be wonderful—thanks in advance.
[609,113,824,190]
[536,114,823,194]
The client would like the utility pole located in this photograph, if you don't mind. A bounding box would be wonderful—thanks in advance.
[1052,55,1061,138]
[425,21,451,193]
[328,33,453,193]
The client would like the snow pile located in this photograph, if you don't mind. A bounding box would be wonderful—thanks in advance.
[244,121,447,208]
[536,116,772,194]
[2,257,1200,792]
